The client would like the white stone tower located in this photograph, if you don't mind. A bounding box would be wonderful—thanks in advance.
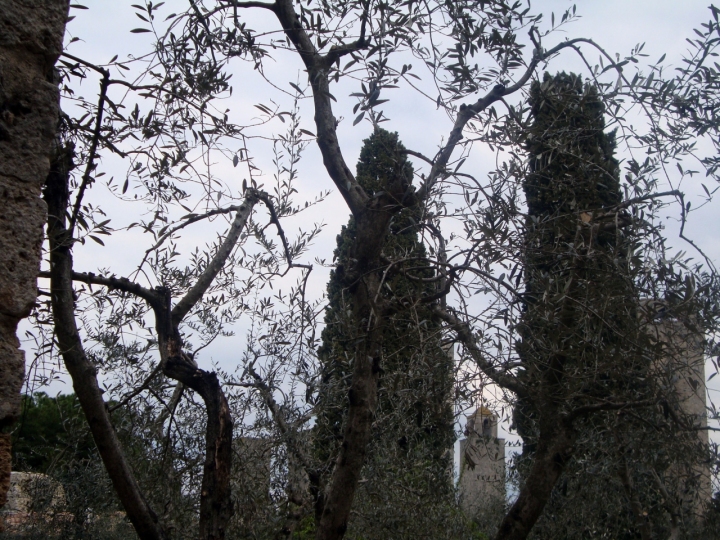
[458,406,505,519]
[653,317,712,515]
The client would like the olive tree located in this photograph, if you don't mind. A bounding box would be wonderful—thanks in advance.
[24,1,720,540]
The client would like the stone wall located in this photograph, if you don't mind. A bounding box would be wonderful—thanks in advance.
[1,471,66,527]
[0,0,69,519]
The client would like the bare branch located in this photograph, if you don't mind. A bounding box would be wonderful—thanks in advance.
[403,149,436,167]
[432,305,526,397]
[69,69,110,237]
[38,269,161,307]
[171,190,260,325]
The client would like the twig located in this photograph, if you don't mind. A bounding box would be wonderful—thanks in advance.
[255,191,313,272]
[69,69,110,237]
[142,204,246,260]
[61,52,110,74]
[157,383,185,427]
[109,363,163,413]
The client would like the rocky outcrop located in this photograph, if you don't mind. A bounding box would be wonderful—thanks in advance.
[0,0,69,520]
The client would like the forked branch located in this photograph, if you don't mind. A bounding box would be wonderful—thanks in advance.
[171,190,260,325]
[432,305,526,397]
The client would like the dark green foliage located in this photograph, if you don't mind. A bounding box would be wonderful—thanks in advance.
[515,72,638,449]
[513,71,643,535]
[12,392,95,473]
[513,73,712,540]
[7,393,207,539]
[314,129,456,537]
[523,73,621,219]
[6,393,137,539]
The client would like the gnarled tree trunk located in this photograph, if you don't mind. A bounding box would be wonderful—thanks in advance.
[0,0,69,521]
[44,144,167,540]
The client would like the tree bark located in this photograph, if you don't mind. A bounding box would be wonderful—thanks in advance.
[494,419,576,540]
[314,327,381,540]
[266,9,406,536]
[44,144,167,540]
[0,0,69,520]
[150,193,260,540]
[314,207,396,540]
[271,5,403,534]
[156,318,234,540]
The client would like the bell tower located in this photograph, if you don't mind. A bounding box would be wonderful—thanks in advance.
[458,407,505,520]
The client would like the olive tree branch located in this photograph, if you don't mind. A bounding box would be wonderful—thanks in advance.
[38,269,161,308]
[68,69,110,237]
[157,383,185,427]
[323,0,370,66]
[228,362,313,539]
[171,189,260,325]
[416,37,604,202]
[44,140,166,540]
[254,191,313,272]
[142,204,248,259]
[217,0,277,11]
[273,0,369,216]
[432,305,526,397]
[239,365,311,465]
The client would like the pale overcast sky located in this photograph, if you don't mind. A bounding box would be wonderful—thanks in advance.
[58,0,720,294]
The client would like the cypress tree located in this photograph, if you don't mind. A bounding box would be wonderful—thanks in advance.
[513,71,642,538]
[514,71,632,451]
[514,73,704,539]
[314,129,456,537]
